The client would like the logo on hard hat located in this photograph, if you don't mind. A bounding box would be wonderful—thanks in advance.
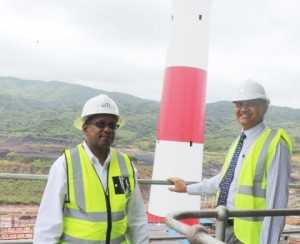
[101,102,111,109]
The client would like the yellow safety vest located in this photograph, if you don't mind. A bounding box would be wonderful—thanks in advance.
[60,144,135,244]
[220,128,292,244]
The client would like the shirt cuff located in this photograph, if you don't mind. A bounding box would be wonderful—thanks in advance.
[187,183,204,195]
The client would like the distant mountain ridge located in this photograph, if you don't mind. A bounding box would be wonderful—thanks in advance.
[0,76,299,152]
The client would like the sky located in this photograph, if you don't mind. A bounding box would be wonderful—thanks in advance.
[0,0,299,108]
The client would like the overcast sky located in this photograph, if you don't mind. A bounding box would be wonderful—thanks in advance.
[0,0,299,108]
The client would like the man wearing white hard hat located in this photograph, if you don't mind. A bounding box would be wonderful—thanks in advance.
[34,94,149,243]
[168,80,293,244]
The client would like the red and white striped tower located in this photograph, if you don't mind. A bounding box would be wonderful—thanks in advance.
[148,0,211,223]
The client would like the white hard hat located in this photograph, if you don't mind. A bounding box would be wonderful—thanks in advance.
[74,94,120,129]
[232,80,269,103]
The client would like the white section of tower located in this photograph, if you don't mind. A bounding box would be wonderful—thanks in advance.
[166,0,211,69]
[150,141,203,216]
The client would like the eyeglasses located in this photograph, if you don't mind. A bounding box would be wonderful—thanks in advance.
[234,100,264,108]
[89,121,120,130]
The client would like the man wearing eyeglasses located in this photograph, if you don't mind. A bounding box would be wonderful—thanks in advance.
[34,94,149,244]
[168,81,293,244]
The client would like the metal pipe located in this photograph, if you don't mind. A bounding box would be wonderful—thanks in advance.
[149,236,186,241]
[166,212,225,244]
[282,229,300,234]
[215,206,228,241]
[215,220,226,242]
[0,173,199,185]
[228,209,300,218]
[166,208,300,219]
[0,236,188,244]
[0,173,300,189]
[0,241,32,244]
[138,179,198,185]
[0,173,47,180]
[289,184,300,189]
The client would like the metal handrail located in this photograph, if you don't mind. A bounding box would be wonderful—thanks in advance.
[166,206,300,243]
[0,241,31,244]
[289,183,300,189]
[1,173,300,189]
[0,236,188,244]
[138,179,198,185]
[1,173,300,243]
[0,173,199,185]
[0,173,47,180]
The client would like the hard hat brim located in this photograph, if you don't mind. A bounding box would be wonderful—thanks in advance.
[74,117,84,130]
[73,116,123,130]
[232,97,270,103]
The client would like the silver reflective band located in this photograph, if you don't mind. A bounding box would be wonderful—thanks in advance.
[238,184,266,197]
[117,152,129,176]
[70,146,86,210]
[64,207,125,222]
[254,129,277,183]
[238,129,278,198]
[61,233,126,244]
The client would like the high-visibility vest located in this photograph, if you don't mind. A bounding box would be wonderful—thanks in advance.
[60,144,135,244]
[220,128,292,244]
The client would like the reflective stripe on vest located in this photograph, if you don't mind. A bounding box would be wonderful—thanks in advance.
[69,147,85,210]
[237,129,277,198]
[62,144,134,243]
[61,233,125,244]
[63,207,125,222]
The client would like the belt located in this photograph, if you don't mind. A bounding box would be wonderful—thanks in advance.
[227,219,234,226]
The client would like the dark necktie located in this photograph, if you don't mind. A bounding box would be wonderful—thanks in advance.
[217,132,246,206]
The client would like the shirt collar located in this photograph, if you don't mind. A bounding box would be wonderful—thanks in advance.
[242,121,266,138]
[82,141,111,169]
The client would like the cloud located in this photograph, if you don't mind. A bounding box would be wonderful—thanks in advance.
[0,0,299,108]
[207,0,300,108]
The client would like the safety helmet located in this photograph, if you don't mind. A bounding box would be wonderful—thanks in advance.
[232,80,270,103]
[74,94,120,129]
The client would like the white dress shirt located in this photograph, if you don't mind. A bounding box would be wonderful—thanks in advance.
[187,122,290,244]
[33,141,149,244]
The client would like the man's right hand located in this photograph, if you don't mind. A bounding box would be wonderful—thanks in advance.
[167,177,187,193]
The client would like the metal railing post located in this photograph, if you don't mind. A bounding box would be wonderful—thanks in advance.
[215,206,228,241]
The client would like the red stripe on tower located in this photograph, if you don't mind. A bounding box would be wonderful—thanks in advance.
[157,66,206,143]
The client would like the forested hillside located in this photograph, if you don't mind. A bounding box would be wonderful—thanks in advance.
[0,76,299,152]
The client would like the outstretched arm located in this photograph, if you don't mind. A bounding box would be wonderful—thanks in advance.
[168,173,222,195]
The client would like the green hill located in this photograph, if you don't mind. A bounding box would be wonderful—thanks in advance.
[0,77,158,151]
[0,76,299,153]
